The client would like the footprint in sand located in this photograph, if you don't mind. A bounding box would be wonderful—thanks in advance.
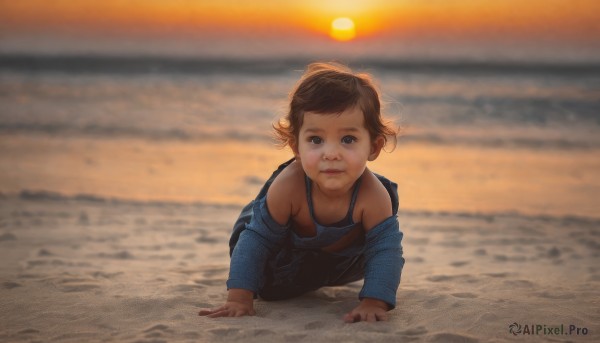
[172,284,205,292]
[183,331,200,339]
[408,238,429,245]
[195,235,220,244]
[397,326,428,336]
[546,246,561,258]
[304,321,326,330]
[143,324,174,334]
[503,280,535,288]
[37,249,53,256]
[439,240,467,248]
[493,255,508,262]
[78,212,90,225]
[17,328,40,335]
[194,279,225,287]
[423,295,450,309]
[96,251,134,259]
[208,328,240,337]
[2,281,22,289]
[13,328,41,341]
[535,291,576,300]
[91,271,123,279]
[588,274,600,282]
[483,272,509,278]
[202,267,229,278]
[429,333,479,343]
[252,329,275,336]
[0,232,17,241]
[493,254,527,262]
[26,259,66,268]
[56,277,101,292]
[426,275,475,283]
[426,275,454,282]
[285,334,308,341]
[144,331,164,339]
[451,292,478,299]
[406,256,425,263]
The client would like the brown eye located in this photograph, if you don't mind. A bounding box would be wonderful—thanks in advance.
[309,136,323,144]
[341,136,357,144]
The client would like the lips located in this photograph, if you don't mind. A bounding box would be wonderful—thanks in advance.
[322,169,343,174]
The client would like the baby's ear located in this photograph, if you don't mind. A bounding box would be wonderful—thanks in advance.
[290,138,300,158]
[368,136,385,161]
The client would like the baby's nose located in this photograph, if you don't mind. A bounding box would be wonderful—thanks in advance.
[323,143,341,160]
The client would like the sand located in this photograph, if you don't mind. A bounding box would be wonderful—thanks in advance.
[1,193,598,342]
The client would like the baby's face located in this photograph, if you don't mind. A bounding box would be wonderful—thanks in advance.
[295,106,374,195]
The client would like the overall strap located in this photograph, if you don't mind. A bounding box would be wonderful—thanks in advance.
[305,175,362,225]
[305,174,316,220]
[345,175,363,221]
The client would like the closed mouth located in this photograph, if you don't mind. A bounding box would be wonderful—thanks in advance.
[322,169,343,174]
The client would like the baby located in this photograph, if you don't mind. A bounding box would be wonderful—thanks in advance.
[199,62,404,323]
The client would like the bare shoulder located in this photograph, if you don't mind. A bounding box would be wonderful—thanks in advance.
[357,169,393,231]
[266,160,304,225]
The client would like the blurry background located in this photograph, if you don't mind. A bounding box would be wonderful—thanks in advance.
[1,0,599,61]
[1,0,599,218]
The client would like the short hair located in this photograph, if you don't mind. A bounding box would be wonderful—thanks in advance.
[273,62,398,150]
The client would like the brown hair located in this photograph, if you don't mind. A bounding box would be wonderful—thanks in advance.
[273,62,398,150]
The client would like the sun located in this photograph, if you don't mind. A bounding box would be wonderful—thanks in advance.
[329,17,356,41]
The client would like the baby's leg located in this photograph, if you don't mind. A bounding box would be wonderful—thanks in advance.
[259,250,365,301]
[259,249,321,300]
[326,254,365,286]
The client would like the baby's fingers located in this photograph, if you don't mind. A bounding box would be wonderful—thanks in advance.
[206,309,234,318]
[343,312,361,323]
[198,306,225,316]
[343,310,388,323]
[375,312,388,321]
[199,306,255,318]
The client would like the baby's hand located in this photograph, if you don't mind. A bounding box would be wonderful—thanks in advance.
[198,301,255,318]
[343,298,389,323]
[199,288,255,318]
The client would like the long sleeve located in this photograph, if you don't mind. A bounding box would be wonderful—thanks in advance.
[226,196,289,293]
[359,215,404,309]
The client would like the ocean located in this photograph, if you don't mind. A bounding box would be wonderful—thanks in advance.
[1,55,599,218]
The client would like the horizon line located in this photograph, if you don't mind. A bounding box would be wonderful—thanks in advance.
[1,53,599,76]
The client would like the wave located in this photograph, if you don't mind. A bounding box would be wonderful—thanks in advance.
[2,54,600,76]
[9,189,600,224]
[0,123,273,143]
[1,122,597,151]
[401,97,600,125]
[14,189,241,209]
[398,132,599,150]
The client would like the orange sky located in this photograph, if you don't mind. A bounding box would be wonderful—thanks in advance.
[1,0,599,58]
[1,0,599,38]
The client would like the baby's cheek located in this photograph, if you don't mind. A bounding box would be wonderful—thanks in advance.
[299,152,320,173]
[346,151,368,165]
[303,151,321,164]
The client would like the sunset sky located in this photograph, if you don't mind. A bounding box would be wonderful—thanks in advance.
[1,0,599,61]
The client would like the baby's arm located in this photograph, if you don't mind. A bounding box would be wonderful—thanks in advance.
[200,165,297,318]
[345,175,404,322]
[349,216,403,322]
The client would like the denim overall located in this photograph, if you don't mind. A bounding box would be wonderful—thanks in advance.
[227,158,403,308]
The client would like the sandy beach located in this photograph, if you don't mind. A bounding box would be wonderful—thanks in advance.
[1,189,598,342]
[1,56,599,342]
